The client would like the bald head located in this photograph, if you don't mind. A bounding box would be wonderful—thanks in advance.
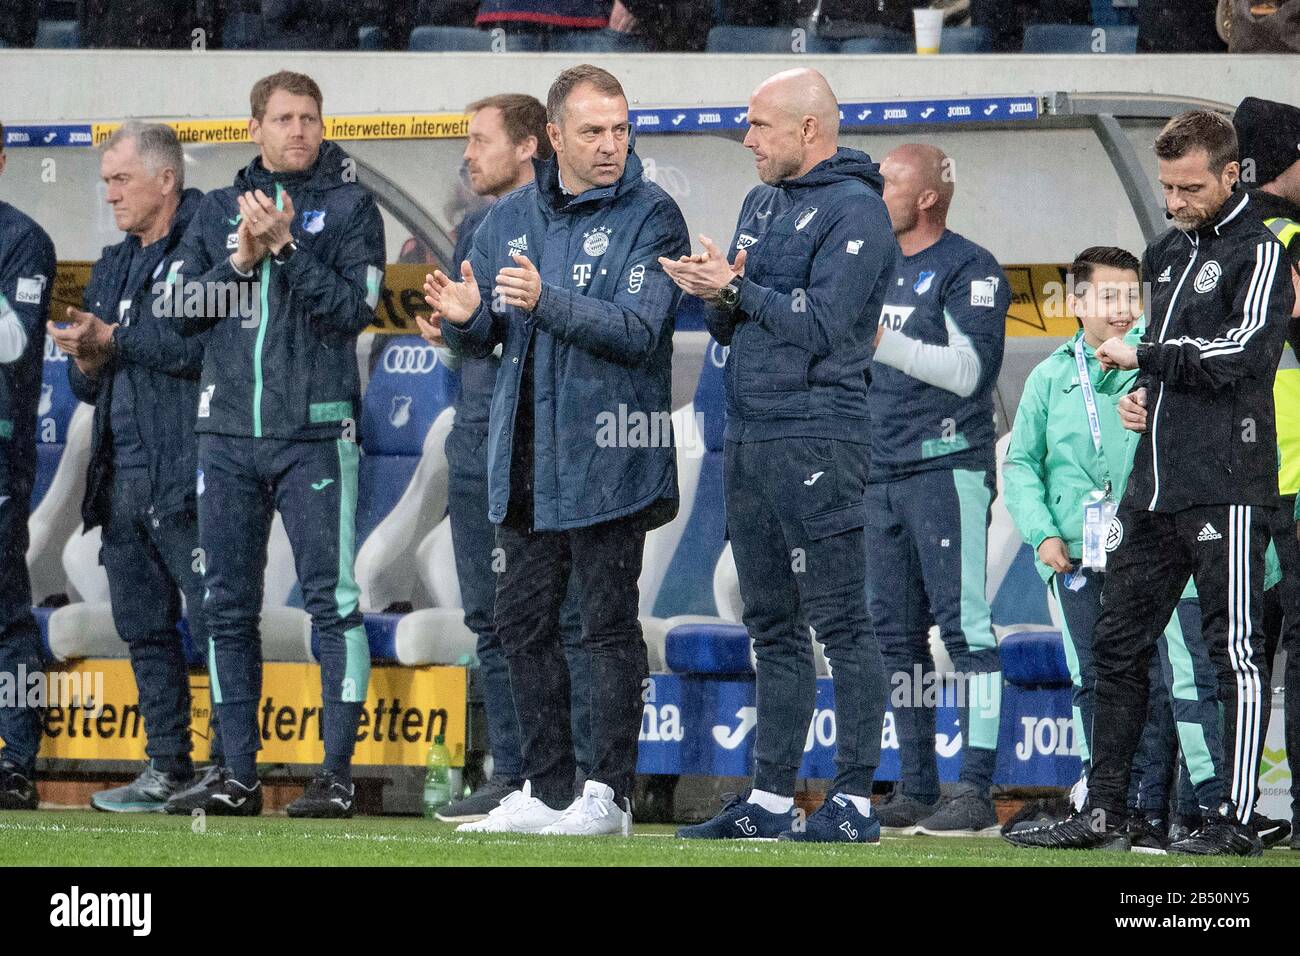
[743,68,841,184]
[880,143,954,238]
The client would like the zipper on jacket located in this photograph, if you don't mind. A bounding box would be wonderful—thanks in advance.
[1148,234,1198,510]
[252,182,284,438]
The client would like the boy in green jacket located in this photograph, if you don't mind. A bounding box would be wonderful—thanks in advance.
[1003,247,1229,850]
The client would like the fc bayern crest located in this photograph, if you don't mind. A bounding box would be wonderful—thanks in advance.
[583,227,611,257]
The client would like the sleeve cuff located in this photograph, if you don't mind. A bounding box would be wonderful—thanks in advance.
[224,256,256,280]
[736,276,767,318]
[873,326,914,371]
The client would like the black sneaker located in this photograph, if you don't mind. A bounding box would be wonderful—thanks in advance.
[1124,814,1168,855]
[1003,808,1131,851]
[1250,812,1291,849]
[434,776,521,823]
[286,771,354,819]
[913,782,1000,837]
[0,761,38,810]
[1168,806,1262,857]
[163,767,261,816]
[875,788,940,834]
[1168,813,1200,845]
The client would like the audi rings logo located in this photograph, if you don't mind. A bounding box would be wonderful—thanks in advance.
[709,341,730,368]
[382,344,437,374]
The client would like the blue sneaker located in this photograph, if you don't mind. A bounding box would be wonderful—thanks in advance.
[778,793,880,844]
[677,792,795,840]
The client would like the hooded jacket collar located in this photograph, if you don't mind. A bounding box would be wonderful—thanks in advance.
[534,146,646,213]
[235,139,351,194]
[778,146,884,196]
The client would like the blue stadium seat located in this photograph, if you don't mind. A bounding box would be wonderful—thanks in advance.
[939,25,993,53]
[838,31,912,53]
[357,24,384,50]
[547,29,649,52]
[221,12,261,49]
[1090,0,1138,26]
[648,340,729,618]
[312,611,403,664]
[409,25,544,52]
[665,622,753,675]
[705,25,839,54]
[1021,23,1137,53]
[34,19,80,48]
[999,628,1071,688]
[31,340,80,512]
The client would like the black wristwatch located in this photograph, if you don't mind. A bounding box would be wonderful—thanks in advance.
[716,277,743,312]
[273,240,299,265]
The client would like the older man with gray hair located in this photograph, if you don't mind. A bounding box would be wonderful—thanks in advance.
[48,121,219,812]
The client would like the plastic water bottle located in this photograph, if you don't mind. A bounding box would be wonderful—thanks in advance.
[423,735,452,818]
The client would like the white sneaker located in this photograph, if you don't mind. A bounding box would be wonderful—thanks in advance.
[454,780,563,833]
[537,780,632,837]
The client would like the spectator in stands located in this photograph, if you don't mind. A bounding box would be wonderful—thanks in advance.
[0,0,40,47]
[161,71,386,819]
[866,144,1008,837]
[415,94,593,825]
[1011,111,1295,856]
[1002,246,1230,852]
[474,0,611,32]
[82,0,212,48]
[259,0,363,49]
[0,121,57,811]
[430,64,688,836]
[1234,95,1300,848]
[665,68,895,844]
[1138,0,1225,52]
[1223,0,1300,51]
[46,122,222,812]
[970,0,1090,52]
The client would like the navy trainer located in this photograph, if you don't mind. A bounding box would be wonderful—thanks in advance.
[677,792,795,840]
[778,793,880,844]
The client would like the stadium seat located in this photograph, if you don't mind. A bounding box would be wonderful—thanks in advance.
[409,25,544,52]
[939,26,993,53]
[357,24,384,50]
[221,12,261,50]
[705,26,839,54]
[1021,23,1137,53]
[998,627,1071,688]
[838,31,913,54]
[665,622,752,675]
[353,335,459,613]
[34,19,80,48]
[1090,0,1138,26]
[27,343,92,604]
[547,29,649,52]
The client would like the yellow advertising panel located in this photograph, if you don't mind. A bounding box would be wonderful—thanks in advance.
[29,660,466,767]
[91,114,470,147]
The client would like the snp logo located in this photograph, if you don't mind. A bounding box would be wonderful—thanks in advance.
[573,263,593,288]
[878,304,914,331]
[50,886,152,936]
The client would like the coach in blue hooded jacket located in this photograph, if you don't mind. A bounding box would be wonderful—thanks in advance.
[433,65,688,835]
[664,68,897,844]
[161,71,385,820]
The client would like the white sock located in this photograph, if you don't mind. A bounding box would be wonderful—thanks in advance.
[748,788,794,813]
[841,793,873,817]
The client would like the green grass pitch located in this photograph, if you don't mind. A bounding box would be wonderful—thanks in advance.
[2,810,1298,866]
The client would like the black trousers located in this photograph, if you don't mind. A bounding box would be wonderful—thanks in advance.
[494,508,651,809]
[1089,504,1271,824]
[1262,494,1300,818]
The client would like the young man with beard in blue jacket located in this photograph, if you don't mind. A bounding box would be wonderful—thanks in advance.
[0,124,56,811]
[161,72,386,818]
[48,123,223,812]
[429,64,689,836]
[865,143,1010,837]
[663,68,897,844]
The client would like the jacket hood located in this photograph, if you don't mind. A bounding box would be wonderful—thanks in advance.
[170,187,203,240]
[235,139,354,194]
[781,147,883,195]
[534,146,647,211]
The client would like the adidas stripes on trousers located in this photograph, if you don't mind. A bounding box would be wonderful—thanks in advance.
[1087,503,1271,824]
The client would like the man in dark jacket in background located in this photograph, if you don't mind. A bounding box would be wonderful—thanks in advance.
[432,64,688,836]
[0,122,57,810]
[48,122,221,812]
[664,68,896,844]
[161,71,386,819]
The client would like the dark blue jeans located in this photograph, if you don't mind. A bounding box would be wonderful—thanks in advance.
[727,436,884,798]
[446,424,589,784]
[0,483,42,774]
[493,508,650,809]
[101,472,217,777]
